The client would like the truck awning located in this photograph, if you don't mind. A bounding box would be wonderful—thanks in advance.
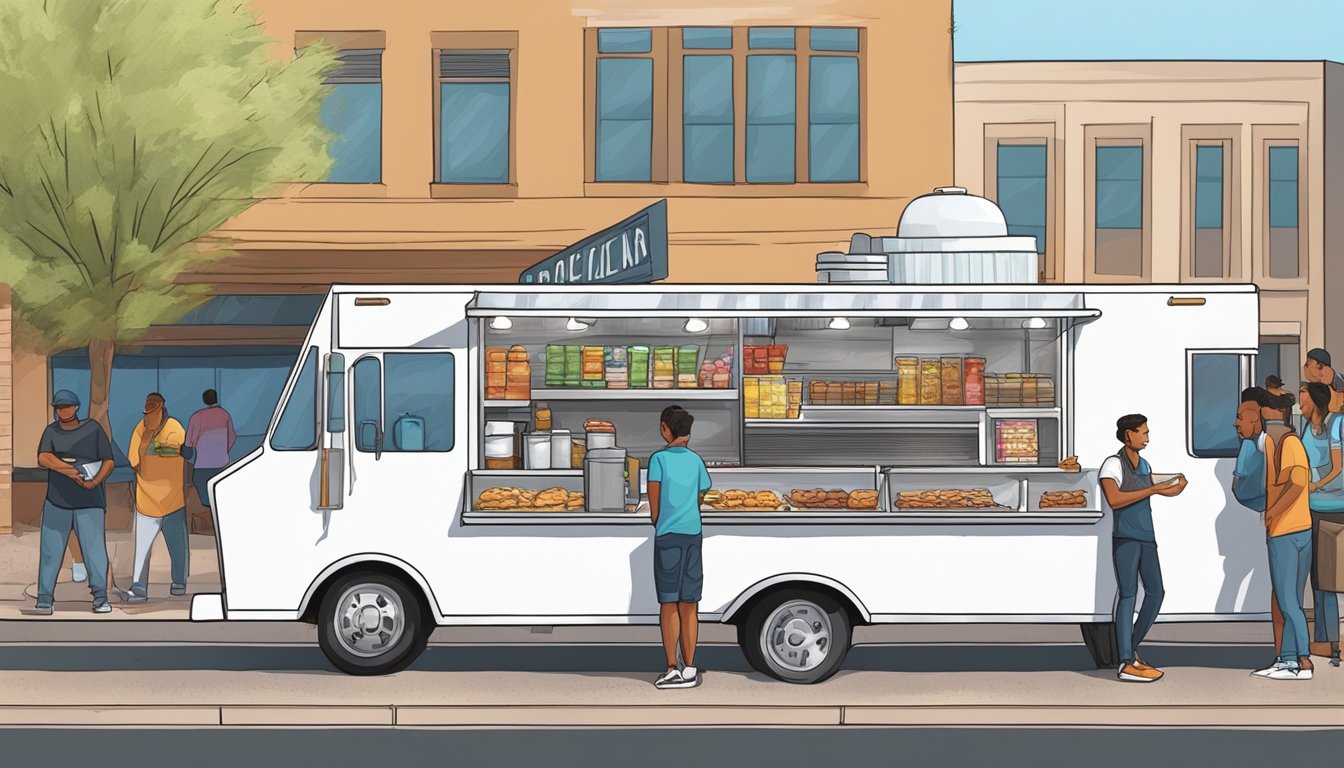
[465,290,1101,321]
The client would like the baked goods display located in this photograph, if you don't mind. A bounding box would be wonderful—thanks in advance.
[788,488,880,510]
[1039,490,1088,509]
[583,419,615,433]
[808,381,898,406]
[475,486,586,512]
[994,420,1040,465]
[703,489,787,510]
[486,346,531,400]
[1057,456,1082,472]
[895,488,1009,510]
[985,373,1056,407]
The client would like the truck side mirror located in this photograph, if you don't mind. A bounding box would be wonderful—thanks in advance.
[325,353,346,434]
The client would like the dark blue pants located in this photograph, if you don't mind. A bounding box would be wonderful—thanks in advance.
[1113,538,1165,664]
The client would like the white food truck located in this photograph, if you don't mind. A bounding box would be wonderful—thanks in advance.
[192,283,1264,682]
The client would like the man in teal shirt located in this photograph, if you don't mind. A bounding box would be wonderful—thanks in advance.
[647,405,711,690]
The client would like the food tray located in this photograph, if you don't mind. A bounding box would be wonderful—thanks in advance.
[700,468,881,513]
[883,471,1021,512]
[1025,469,1101,513]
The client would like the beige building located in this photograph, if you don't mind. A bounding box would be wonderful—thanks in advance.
[954,60,1344,377]
[2,0,954,532]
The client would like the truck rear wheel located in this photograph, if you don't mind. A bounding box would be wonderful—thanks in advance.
[317,571,430,676]
[738,589,852,684]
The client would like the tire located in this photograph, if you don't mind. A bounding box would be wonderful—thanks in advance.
[738,589,852,684]
[317,571,431,676]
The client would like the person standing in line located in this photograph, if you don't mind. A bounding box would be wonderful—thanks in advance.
[124,393,190,602]
[33,390,114,614]
[647,405,711,690]
[1234,389,1293,657]
[1099,414,1188,683]
[184,389,236,511]
[1303,348,1344,413]
[1241,389,1316,680]
[1297,382,1344,665]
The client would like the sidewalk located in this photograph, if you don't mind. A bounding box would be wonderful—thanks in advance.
[0,623,1341,729]
[0,528,219,619]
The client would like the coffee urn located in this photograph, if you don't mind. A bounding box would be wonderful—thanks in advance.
[584,448,629,513]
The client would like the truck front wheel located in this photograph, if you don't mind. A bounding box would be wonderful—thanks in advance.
[317,571,431,676]
[738,589,852,684]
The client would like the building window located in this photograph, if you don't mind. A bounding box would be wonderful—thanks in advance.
[1192,144,1226,278]
[996,143,1047,260]
[589,26,863,186]
[1094,144,1144,277]
[682,51,734,183]
[746,53,796,182]
[436,51,512,184]
[1188,352,1251,459]
[594,28,657,182]
[318,49,383,183]
[1268,144,1301,279]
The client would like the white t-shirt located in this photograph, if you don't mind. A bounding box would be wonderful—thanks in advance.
[1099,455,1124,486]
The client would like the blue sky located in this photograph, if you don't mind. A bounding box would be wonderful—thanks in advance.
[955,0,1344,62]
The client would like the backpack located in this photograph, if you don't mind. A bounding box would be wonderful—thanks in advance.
[1265,423,1297,490]
[393,414,425,452]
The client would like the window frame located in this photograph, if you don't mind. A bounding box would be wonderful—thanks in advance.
[430,31,519,199]
[1186,350,1254,459]
[982,125,1058,282]
[1252,125,1308,286]
[1084,124,1153,283]
[1179,126,1240,282]
[587,25,866,195]
[294,31,386,192]
[351,351,457,454]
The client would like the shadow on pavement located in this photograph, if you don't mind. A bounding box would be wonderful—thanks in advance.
[0,642,1273,674]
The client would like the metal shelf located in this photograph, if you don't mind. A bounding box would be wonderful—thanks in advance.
[524,388,739,401]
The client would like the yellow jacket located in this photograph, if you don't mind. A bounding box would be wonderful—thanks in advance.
[129,417,186,517]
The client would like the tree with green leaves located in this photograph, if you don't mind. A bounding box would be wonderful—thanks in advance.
[0,0,337,448]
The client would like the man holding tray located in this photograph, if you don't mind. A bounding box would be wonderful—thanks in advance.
[33,390,115,614]
[1099,414,1188,683]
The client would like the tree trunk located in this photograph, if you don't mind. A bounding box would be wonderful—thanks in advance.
[87,337,116,446]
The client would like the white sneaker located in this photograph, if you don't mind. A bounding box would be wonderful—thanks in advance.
[680,666,702,688]
[1264,666,1307,680]
[654,669,684,689]
[72,562,87,583]
[1251,661,1289,678]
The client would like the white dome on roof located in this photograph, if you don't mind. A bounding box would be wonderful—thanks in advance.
[897,187,1008,238]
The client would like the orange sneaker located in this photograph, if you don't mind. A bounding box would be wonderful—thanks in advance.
[1118,662,1163,682]
[1133,655,1156,671]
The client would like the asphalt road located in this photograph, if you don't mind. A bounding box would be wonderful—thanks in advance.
[5,727,1344,767]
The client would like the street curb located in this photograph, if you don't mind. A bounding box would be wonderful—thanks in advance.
[2,704,1343,729]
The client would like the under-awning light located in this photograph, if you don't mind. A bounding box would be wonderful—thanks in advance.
[828,317,851,330]
[1021,317,1048,329]
[489,316,513,331]
[565,317,593,332]
[949,316,970,331]
[682,318,709,334]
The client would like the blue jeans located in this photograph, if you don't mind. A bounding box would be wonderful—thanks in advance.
[192,467,224,509]
[1113,538,1165,664]
[1268,530,1312,662]
[130,509,190,596]
[37,500,108,605]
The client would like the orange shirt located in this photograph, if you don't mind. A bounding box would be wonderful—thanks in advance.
[1265,431,1313,537]
[128,417,187,517]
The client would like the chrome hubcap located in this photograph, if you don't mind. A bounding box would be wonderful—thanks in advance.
[762,600,832,673]
[335,584,406,658]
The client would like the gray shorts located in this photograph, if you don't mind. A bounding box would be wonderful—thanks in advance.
[654,533,703,604]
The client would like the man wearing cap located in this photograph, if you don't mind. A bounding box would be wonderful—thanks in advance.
[34,390,114,614]
[1304,349,1344,414]
[125,392,190,602]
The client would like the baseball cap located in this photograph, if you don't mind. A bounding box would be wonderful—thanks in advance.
[1307,348,1332,367]
[1266,375,1284,389]
[51,390,80,407]
[143,393,165,414]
